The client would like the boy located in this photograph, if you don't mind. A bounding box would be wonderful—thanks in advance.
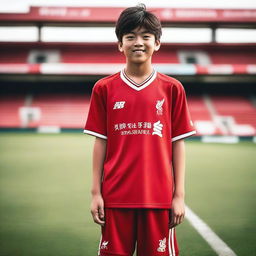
[84,4,196,256]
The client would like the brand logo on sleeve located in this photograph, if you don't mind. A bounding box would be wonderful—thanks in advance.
[157,237,167,252]
[156,98,165,115]
[113,101,125,109]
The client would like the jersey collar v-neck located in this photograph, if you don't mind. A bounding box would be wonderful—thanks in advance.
[120,69,157,91]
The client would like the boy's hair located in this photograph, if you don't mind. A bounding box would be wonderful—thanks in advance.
[115,4,162,42]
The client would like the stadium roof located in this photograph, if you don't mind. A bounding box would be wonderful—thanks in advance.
[0,0,256,13]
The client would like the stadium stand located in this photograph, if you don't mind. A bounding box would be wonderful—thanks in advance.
[1,46,256,65]
[0,93,255,136]
[0,6,255,139]
[28,94,89,128]
[188,96,220,136]
[0,95,26,127]
[211,96,256,136]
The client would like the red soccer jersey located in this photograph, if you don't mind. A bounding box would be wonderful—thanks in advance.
[84,69,196,208]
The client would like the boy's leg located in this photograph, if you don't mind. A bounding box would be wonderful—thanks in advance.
[98,208,137,256]
[136,209,179,256]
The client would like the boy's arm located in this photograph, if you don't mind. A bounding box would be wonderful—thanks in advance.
[90,137,106,226]
[170,139,186,228]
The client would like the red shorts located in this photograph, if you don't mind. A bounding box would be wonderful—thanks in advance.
[98,208,179,256]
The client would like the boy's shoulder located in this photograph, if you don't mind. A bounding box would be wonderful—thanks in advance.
[93,72,120,90]
[157,72,183,89]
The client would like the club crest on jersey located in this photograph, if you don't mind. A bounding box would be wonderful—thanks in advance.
[157,237,167,252]
[156,99,165,115]
[113,101,125,109]
[101,241,109,250]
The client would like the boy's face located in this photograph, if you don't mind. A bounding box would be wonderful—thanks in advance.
[118,27,160,65]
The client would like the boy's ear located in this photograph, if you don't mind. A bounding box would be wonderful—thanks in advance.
[118,41,123,52]
[154,40,161,52]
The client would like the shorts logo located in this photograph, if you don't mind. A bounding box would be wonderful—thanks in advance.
[156,99,164,115]
[101,241,109,250]
[152,120,163,137]
[113,101,125,109]
[157,237,167,252]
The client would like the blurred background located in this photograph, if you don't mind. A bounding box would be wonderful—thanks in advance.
[0,1,255,256]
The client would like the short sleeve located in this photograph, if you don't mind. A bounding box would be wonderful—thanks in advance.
[171,82,196,142]
[83,82,107,139]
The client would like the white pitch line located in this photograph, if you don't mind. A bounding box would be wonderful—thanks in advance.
[185,205,237,256]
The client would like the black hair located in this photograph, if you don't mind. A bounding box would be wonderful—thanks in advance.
[115,4,162,42]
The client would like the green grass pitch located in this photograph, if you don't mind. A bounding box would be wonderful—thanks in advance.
[0,133,255,255]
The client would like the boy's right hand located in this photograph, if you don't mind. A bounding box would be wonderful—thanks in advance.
[90,194,105,226]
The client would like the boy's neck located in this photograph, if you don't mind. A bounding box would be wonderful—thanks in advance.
[124,62,154,81]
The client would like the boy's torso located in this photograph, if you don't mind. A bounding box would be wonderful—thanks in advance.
[85,70,195,209]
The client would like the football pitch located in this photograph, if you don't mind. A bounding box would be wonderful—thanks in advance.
[0,133,255,256]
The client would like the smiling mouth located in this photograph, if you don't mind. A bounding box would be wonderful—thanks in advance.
[132,49,145,52]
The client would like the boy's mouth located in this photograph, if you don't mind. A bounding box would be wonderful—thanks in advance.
[132,49,145,52]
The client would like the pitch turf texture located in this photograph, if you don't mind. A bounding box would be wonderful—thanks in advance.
[0,133,255,256]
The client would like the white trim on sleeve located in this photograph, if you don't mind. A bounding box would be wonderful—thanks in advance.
[83,129,107,139]
[171,130,196,142]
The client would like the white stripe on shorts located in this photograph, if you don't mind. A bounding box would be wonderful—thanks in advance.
[97,235,102,256]
[168,228,176,256]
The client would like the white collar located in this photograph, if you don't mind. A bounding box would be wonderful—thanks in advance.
[120,69,157,91]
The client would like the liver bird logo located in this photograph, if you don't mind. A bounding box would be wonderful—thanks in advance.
[156,99,165,115]
[157,237,167,252]
[101,241,109,250]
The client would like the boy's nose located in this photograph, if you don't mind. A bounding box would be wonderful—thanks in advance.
[134,36,143,45]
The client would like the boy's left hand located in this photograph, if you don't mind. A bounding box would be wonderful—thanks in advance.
[169,195,185,228]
